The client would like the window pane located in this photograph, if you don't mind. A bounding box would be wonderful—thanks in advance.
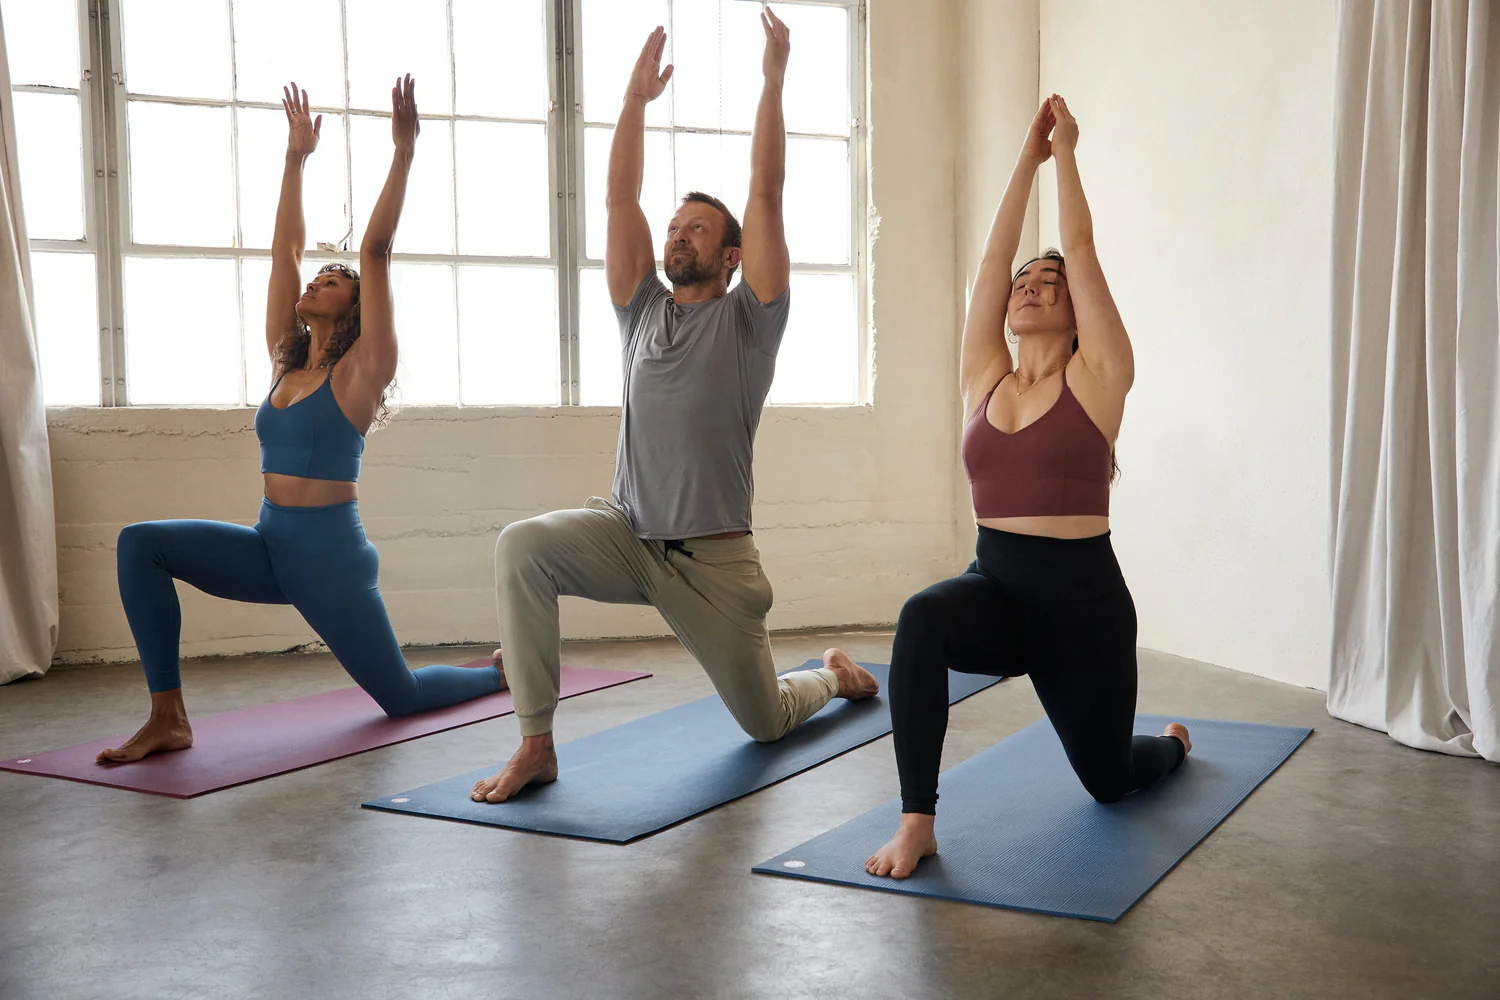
[351,115,453,254]
[454,0,549,119]
[1,0,80,88]
[31,251,99,406]
[12,92,84,241]
[124,257,240,405]
[580,0,669,127]
[241,257,330,402]
[670,0,761,132]
[767,272,856,404]
[120,0,231,99]
[457,265,557,405]
[577,267,621,406]
[455,121,550,257]
[778,3,849,137]
[583,126,673,260]
[784,138,849,264]
[346,0,452,115]
[232,0,343,106]
[390,262,458,405]
[238,107,349,251]
[127,102,234,246]
[673,131,750,220]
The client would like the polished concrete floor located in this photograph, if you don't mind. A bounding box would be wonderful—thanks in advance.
[1,631,1497,1000]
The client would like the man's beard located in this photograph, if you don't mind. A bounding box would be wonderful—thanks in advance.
[665,251,722,288]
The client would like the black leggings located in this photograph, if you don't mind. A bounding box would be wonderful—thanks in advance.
[889,526,1184,814]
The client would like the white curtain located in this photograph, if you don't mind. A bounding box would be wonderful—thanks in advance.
[1330,0,1499,761]
[0,10,60,685]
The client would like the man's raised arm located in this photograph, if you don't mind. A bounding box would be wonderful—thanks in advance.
[739,7,791,302]
[606,27,673,306]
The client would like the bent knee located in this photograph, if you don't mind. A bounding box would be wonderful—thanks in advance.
[741,717,789,744]
[117,522,165,565]
[896,590,945,633]
[495,517,557,567]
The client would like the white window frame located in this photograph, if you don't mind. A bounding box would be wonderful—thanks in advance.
[28,0,867,407]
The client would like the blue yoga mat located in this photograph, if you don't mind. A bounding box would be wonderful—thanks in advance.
[752,714,1312,922]
[363,661,1002,843]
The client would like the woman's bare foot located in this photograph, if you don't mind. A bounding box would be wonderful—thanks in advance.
[824,648,880,700]
[471,733,558,803]
[1164,722,1192,755]
[866,813,938,879]
[488,648,508,690]
[96,690,193,763]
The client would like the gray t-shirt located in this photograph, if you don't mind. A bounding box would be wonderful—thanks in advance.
[611,273,791,539]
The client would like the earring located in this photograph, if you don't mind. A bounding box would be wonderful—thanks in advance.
[1006,329,1019,345]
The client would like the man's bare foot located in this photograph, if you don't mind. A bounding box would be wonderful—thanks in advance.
[487,648,508,690]
[96,704,193,764]
[824,648,880,700]
[866,813,938,879]
[1164,722,1192,755]
[471,734,558,803]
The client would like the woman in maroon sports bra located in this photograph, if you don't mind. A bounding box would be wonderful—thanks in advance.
[856,95,1192,880]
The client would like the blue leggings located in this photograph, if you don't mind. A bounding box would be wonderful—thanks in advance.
[117,499,503,717]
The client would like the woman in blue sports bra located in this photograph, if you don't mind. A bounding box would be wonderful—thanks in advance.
[99,77,505,763]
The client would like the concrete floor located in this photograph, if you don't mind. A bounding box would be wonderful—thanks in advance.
[1,632,1497,1000]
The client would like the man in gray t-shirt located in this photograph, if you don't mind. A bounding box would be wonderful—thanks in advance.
[473,13,878,803]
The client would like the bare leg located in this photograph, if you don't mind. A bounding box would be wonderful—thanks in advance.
[96,689,194,763]
[1164,722,1192,755]
[471,732,558,802]
[866,812,938,879]
[823,647,880,700]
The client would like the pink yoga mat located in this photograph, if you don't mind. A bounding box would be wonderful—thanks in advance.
[0,662,649,798]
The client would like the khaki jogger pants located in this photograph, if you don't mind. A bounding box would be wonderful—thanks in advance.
[493,498,839,739]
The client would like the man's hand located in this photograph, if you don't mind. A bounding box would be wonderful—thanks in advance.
[627,26,674,104]
[761,5,791,84]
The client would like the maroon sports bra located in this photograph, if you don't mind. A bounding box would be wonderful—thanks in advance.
[962,368,1112,518]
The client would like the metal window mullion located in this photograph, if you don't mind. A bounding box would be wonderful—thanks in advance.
[72,0,109,406]
[225,0,247,405]
[339,0,354,254]
[97,0,128,406]
[447,0,463,404]
[852,0,868,405]
[558,0,580,406]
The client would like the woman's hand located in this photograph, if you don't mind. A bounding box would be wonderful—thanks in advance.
[1049,94,1079,156]
[282,82,321,158]
[1020,98,1055,165]
[391,74,419,156]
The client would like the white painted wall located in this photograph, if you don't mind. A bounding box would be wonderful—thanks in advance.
[46,0,971,665]
[1038,0,1338,689]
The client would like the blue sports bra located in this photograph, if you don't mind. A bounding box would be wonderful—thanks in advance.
[254,367,365,482]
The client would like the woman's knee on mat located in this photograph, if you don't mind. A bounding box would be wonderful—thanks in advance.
[1075,764,1132,804]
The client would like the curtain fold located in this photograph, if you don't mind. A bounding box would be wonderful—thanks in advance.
[1329,0,1500,761]
[0,10,61,685]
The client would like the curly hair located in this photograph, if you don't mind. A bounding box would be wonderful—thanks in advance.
[269,262,395,427]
